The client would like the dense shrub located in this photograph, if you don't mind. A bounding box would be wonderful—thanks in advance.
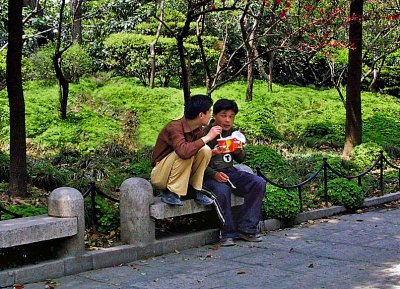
[380,66,400,97]
[235,101,281,142]
[94,197,119,233]
[351,142,388,170]
[244,145,286,169]
[30,163,68,191]
[62,44,93,83]
[104,33,219,86]
[317,178,365,210]
[363,113,400,152]
[263,186,300,220]
[26,43,92,83]
[129,159,152,179]
[302,121,334,137]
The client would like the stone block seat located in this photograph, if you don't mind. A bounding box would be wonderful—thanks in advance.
[0,215,77,248]
[0,187,85,257]
[120,164,252,246]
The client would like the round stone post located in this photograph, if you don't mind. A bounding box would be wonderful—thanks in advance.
[120,177,155,245]
[48,187,85,257]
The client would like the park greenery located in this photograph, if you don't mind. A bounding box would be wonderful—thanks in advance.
[0,0,400,234]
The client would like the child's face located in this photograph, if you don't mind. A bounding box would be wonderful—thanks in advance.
[213,109,236,131]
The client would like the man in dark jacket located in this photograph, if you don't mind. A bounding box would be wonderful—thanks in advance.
[203,99,266,246]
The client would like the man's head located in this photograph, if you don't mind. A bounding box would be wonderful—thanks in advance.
[213,99,238,131]
[184,94,213,125]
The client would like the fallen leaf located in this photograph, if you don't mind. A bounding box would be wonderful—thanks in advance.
[356,219,363,222]
[308,263,314,268]
[237,271,246,274]
[174,249,180,254]
[211,247,220,251]
[307,220,315,225]
[306,240,313,244]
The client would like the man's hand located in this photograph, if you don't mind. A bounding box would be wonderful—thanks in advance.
[214,171,229,183]
[211,147,224,156]
[202,125,222,144]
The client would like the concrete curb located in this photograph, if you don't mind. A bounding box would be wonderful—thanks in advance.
[1,191,399,288]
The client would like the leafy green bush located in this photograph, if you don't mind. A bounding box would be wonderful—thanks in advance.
[380,65,400,97]
[317,178,365,210]
[26,43,92,83]
[62,44,92,83]
[30,163,68,191]
[363,113,400,152]
[302,121,334,137]
[104,33,219,86]
[244,145,295,183]
[235,100,281,142]
[95,197,119,233]
[263,186,300,220]
[352,142,388,170]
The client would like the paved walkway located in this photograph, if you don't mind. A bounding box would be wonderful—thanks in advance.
[18,206,400,289]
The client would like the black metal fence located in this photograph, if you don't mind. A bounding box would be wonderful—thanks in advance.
[256,151,400,211]
[82,181,120,229]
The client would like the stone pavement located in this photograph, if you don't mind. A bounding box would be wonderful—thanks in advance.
[15,206,400,289]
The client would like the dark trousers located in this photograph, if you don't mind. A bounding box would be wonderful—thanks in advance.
[203,167,267,239]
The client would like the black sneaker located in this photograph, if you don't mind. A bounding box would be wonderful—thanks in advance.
[161,190,183,206]
[193,190,214,206]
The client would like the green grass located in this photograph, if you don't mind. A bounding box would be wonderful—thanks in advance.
[1,78,399,154]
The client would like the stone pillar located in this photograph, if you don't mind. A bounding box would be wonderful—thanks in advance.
[120,177,155,245]
[48,187,85,257]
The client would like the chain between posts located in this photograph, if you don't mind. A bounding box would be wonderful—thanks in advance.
[256,151,400,211]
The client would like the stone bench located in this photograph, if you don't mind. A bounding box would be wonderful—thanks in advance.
[120,164,252,246]
[0,187,85,257]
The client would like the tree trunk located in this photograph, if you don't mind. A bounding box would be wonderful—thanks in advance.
[177,23,191,103]
[53,52,69,120]
[149,0,165,89]
[71,0,83,44]
[6,0,28,197]
[240,4,263,102]
[268,51,274,92]
[54,0,70,120]
[343,0,363,159]
[246,52,254,101]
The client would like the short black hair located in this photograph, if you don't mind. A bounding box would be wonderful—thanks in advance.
[184,94,213,119]
[213,99,239,115]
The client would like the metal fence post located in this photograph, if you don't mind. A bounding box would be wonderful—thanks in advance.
[90,181,97,228]
[323,158,328,207]
[297,187,303,212]
[379,151,384,194]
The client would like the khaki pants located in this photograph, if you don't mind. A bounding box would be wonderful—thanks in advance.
[151,145,211,196]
